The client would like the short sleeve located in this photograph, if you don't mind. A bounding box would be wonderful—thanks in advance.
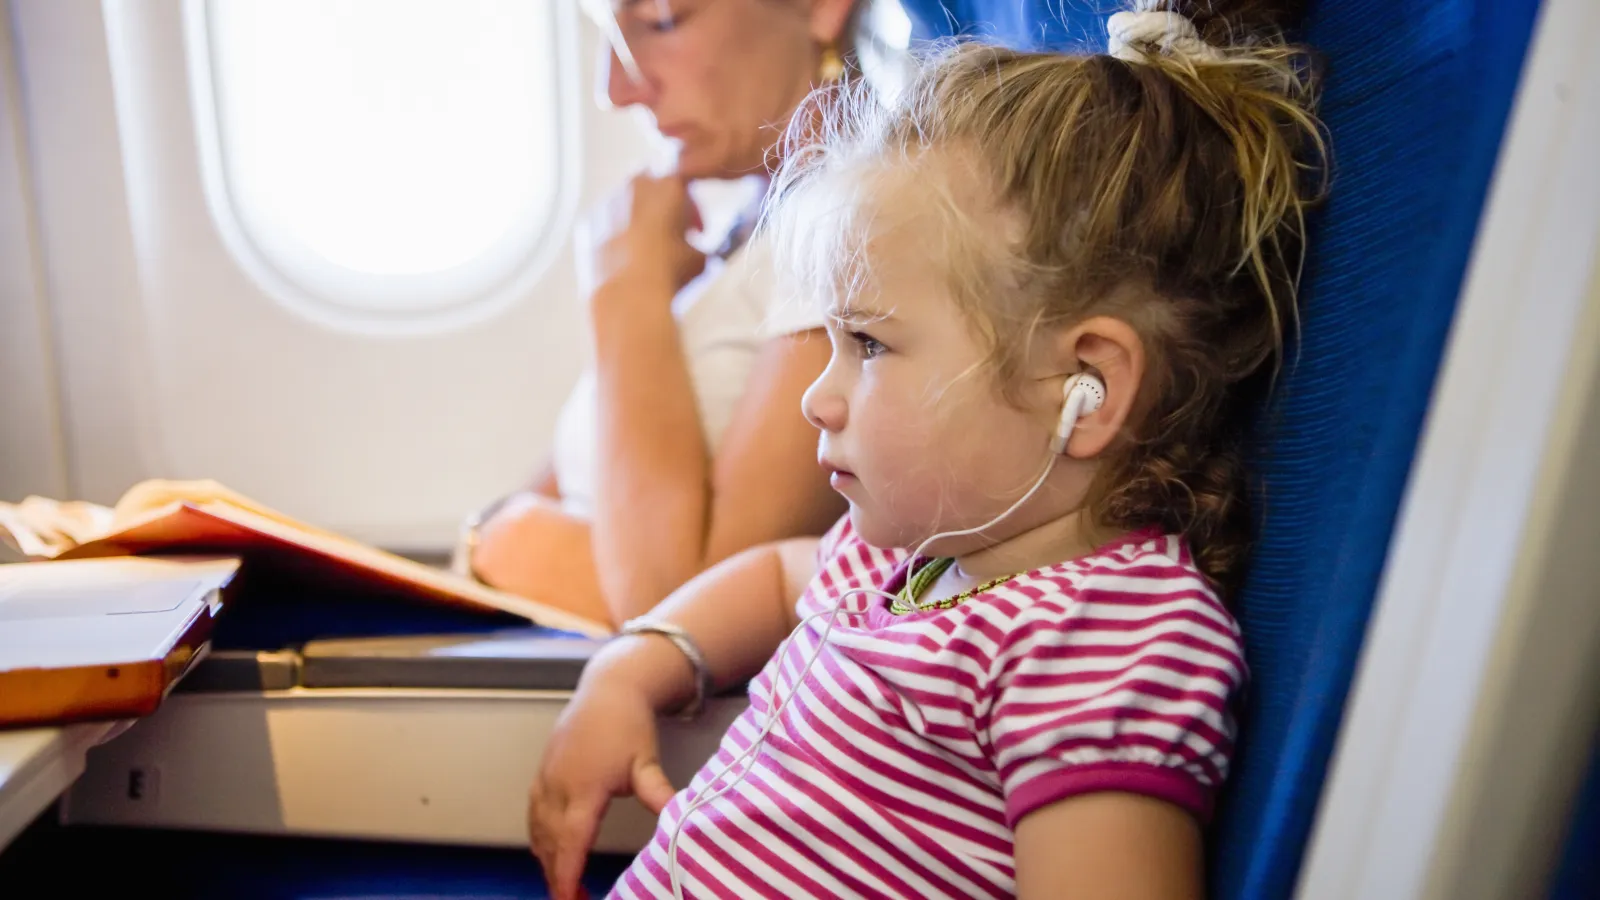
[987,572,1246,828]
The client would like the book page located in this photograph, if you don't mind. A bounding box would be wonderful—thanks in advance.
[111,479,343,541]
[0,496,116,560]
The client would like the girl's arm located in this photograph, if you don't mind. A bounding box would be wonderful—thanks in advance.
[998,574,1238,900]
[527,537,820,895]
[1014,791,1205,899]
[583,536,819,711]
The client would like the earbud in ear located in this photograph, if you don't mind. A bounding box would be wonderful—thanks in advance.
[1050,373,1107,454]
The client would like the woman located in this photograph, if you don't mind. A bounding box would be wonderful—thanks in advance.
[459,0,859,628]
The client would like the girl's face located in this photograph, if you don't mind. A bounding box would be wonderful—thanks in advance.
[800,217,1088,555]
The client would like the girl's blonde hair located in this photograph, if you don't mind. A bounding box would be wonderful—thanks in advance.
[766,0,1328,592]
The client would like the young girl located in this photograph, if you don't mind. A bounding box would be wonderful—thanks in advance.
[528,1,1325,896]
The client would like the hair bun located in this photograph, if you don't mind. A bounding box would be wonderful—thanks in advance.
[1106,10,1224,63]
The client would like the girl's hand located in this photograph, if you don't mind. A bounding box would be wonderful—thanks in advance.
[528,677,678,900]
[578,171,706,299]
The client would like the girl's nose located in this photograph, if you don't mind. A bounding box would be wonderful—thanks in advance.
[802,367,847,433]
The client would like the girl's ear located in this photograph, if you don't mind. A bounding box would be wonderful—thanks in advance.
[1049,316,1146,460]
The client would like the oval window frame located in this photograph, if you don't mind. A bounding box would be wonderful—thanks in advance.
[184,0,581,336]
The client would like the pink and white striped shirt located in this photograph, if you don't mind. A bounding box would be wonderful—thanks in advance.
[611,517,1246,899]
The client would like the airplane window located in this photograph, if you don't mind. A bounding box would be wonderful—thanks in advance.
[201,0,564,317]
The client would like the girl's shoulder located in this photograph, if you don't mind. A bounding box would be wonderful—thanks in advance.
[988,529,1243,659]
[1012,528,1232,609]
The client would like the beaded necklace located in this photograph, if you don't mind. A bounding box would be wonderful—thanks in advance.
[888,557,1021,616]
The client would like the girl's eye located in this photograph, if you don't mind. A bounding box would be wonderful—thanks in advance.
[850,331,887,359]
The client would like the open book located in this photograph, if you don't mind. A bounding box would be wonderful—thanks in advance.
[0,480,610,638]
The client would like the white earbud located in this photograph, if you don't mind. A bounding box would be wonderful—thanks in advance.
[1050,373,1106,454]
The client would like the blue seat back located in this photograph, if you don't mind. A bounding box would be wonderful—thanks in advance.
[896,1,1542,896]
[1549,735,1600,899]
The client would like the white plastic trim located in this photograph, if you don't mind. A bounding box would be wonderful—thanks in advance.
[178,0,585,336]
[1296,0,1600,897]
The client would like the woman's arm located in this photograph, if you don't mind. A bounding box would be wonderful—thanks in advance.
[529,461,560,501]
[589,302,840,623]
[584,173,841,625]
[475,173,840,626]
[470,325,837,627]
[700,332,845,563]
[1014,794,1204,900]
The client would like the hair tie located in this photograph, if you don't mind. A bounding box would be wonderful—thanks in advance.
[1106,10,1224,63]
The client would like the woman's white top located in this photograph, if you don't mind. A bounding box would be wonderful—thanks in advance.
[550,230,827,518]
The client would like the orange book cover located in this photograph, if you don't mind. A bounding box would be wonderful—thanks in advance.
[1,481,611,639]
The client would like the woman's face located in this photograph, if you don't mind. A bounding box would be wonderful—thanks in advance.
[599,0,846,180]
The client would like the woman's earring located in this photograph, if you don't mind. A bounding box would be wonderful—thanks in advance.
[819,42,845,83]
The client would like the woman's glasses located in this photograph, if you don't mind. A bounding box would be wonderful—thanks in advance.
[579,0,693,86]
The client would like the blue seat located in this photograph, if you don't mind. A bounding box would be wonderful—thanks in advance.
[1548,734,1600,899]
[0,818,633,900]
[895,1,1542,897]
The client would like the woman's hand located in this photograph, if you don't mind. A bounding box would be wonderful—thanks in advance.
[579,172,706,298]
[470,491,613,627]
[528,675,679,900]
